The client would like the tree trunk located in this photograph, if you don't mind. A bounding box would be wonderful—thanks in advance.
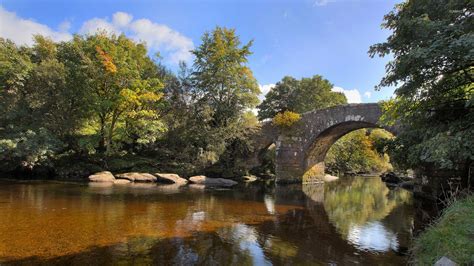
[98,115,106,153]
[106,110,119,154]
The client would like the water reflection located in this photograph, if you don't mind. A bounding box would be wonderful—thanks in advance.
[0,178,412,265]
[320,176,413,253]
[347,221,399,252]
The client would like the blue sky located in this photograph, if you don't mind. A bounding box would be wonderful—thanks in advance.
[0,0,399,103]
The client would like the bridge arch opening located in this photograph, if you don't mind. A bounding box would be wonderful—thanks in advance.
[256,142,276,177]
[302,121,395,183]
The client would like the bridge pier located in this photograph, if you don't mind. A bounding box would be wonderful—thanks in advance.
[275,137,326,184]
[274,138,305,183]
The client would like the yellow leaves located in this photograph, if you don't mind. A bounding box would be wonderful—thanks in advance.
[95,46,117,73]
[118,87,163,110]
[140,91,163,102]
[272,111,301,128]
[119,88,140,106]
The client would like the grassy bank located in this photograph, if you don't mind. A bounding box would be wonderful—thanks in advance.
[411,194,474,265]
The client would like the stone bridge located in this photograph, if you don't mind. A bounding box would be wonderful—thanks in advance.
[250,103,398,183]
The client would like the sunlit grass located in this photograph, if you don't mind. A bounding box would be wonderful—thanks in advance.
[411,195,474,265]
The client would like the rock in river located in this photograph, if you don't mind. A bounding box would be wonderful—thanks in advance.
[116,172,157,182]
[242,175,258,182]
[114,179,131,185]
[189,175,238,187]
[323,174,339,182]
[155,173,188,185]
[380,172,403,184]
[88,171,116,182]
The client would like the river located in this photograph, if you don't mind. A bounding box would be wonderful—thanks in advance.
[0,176,413,265]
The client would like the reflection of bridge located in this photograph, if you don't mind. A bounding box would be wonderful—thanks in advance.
[250,103,398,183]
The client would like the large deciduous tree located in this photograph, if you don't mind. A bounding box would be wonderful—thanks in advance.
[192,27,260,128]
[76,33,164,153]
[257,75,347,120]
[369,0,473,174]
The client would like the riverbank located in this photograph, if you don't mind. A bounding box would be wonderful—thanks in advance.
[0,154,205,182]
[410,194,474,265]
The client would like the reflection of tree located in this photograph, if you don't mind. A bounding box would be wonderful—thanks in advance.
[323,177,412,236]
[302,184,325,203]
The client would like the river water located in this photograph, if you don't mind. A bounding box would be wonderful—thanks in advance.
[0,176,413,265]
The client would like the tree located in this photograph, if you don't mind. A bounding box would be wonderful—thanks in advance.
[75,33,164,153]
[0,37,73,169]
[192,27,260,128]
[153,27,261,174]
[0,33,167,172]
[369,0,473,172]
[257,75,347,120]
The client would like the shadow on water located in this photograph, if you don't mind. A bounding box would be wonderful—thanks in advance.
[0,177,413,265]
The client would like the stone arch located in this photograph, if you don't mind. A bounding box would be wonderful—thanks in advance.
[246,122,279,170]
[303,121,395,183]
[272,103,399,183]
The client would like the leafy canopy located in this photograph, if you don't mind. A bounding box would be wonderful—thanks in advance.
[369,0,473,170]
[192,26,260,128]
[257,75,347,120]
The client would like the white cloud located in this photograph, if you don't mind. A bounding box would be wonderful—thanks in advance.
[0,6,72,45]
[112,12,133,27]
[364,91,372,99]
[58,20,72,32]
[252,83,275,116]
[258,83,276,101]
[80,18,118,35]
[332,86,362,103]
[79,12,194,64]
[0,7,194,64]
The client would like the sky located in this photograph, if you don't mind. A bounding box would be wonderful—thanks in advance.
[0,0,400,103]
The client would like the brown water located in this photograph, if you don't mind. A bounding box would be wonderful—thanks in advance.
[0,176,413,265]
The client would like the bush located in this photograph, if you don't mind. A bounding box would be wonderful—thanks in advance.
[272,111,301,128]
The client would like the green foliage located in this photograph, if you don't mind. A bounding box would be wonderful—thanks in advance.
[272,111,301,128]
[369,0,474,170]
[257,75,347,120]
[0,33,166,172]
[157,27,261,174]
[0,127,64,169]
[324,176,412,237]
[74,33,165,153]
[411,195,474,265]
[325,129,393,174]
[192,26,260,128]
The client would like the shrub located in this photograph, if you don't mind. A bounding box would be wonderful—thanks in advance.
[272,111,301,128]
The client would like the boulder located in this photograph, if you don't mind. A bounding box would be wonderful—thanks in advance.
[115,172,157,182]
[189,175,238,187]
[155,173,188,185]
[435,256,457,266]
[114,179,131,185]
[323,174,339,182]
[189,184,206,190]
[88,171,115,182]
[381,172,403,184]
[242,175,258,182]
